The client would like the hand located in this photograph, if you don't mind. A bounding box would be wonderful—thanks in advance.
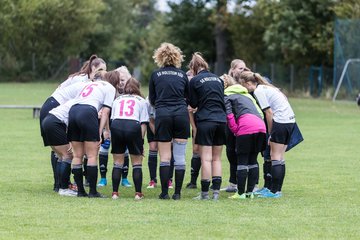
[224,96,232,115]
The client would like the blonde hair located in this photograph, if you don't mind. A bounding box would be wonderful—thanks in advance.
[229,59,250,77]
[239,71,274,87]
[115,66,131,81]
[153,42,184,68]
[220,74,237,89]
[188,52,209,75]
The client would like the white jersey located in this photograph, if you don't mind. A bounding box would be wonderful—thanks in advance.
[49,99,77,126]
[51,82,87,105]
[254,85,295,123]
[145,97,156,119]
[72,80,116,112]
[52,74,89,104]
[111,94,149,123]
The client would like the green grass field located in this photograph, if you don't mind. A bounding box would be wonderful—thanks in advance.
[0,82,359,239]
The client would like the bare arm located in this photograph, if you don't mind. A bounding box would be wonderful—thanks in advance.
[264,108,273,134]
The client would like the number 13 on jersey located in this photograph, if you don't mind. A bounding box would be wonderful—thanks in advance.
[119,99,135,117]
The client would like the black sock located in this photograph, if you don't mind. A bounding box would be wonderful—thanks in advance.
[122,154,129,179]
[169,154,174,181]
[83,156,88,182]
[271,160,282,193]
[190,154,201,185]
[112,164,122,192]
[237,166,248,195]
[51,151,59,189]
[133,165,143,193]
[226,147,237,185]
[201,179,211,192]
[59,160,72,189]
[247,164,259,193]
[174,167,185,194]
[87,165,98,194]
[211,176,222,191]
[159,162,170,195]
[72,165,85,194]
[148,150,158,182]
[99,152,108,179]
[279,160,286,192]
[263,160,272,189]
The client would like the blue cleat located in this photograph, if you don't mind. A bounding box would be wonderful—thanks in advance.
[121,178,132,187]
[254,187,270,195]
[258,191,282,198]
[97,178,107,187]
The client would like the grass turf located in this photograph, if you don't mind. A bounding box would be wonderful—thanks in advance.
[0,83,359,239]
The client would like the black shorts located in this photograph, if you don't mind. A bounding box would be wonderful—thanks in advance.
[195,121,226,146]
[155,114,190,142]
[40,97,60,145]
[68,104,99,142]
[270,121,295,145]
[111,119,143,155]
[236,132,266,154]
[41,114,68,147]
[146,124,156,142]
[225,126,236,150]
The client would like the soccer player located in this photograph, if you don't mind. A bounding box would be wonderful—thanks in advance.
[41,82,88,196]
[145,97,158,188]
[188,52,226,200]
[239,71,296,198]
[185,70,201,189]
[67,70,117,198]
[40,55,106,191]
[149,42,190,200]
[110,78,148,200]
[97,66,133,188]
[221,74,266,199]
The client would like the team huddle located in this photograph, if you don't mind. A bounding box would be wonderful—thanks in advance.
[40,42,296,200]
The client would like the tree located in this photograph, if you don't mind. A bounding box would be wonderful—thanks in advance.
[257,0,335,66]
[0,0,105,81]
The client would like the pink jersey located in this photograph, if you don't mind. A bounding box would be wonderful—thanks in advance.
[111,94,149,123]
[227,113,266,136]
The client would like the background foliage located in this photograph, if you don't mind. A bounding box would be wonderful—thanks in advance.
[0,0,359,86]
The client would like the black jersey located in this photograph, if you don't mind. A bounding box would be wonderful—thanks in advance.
[149,65,189,117]
[189,70,226,123]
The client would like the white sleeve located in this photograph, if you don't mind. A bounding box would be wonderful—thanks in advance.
[140,100,149,123]
[103,85,116,108]
[254,87,270,110]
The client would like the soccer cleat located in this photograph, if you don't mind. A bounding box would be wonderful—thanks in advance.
[252,185,260,193]
[68,183,78,191]
[135,192,144,200]
[193,193,210,200]
[112,192,119,200]
[97,178,107,187]
[77,191,88,197]
[246,192,255,199]
[254,187,270,196]
[88,192,106,198]
[186,182,197,189]
[228,192,246,199]
[121,178,132,187]
[168,179,173,189]
[212,192,220,201]
[220,183,237,192]
[147,180,156,189]
[258,191,282,198]
[58,188,77,197]
[158,193,170,200]
[172,193,181,200]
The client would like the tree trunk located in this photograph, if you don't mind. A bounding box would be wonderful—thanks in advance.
[214,0,227,76]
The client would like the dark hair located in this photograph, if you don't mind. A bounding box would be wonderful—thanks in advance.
[188,52,209,75]
[104,70,120,89]
[123,77,143,97]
